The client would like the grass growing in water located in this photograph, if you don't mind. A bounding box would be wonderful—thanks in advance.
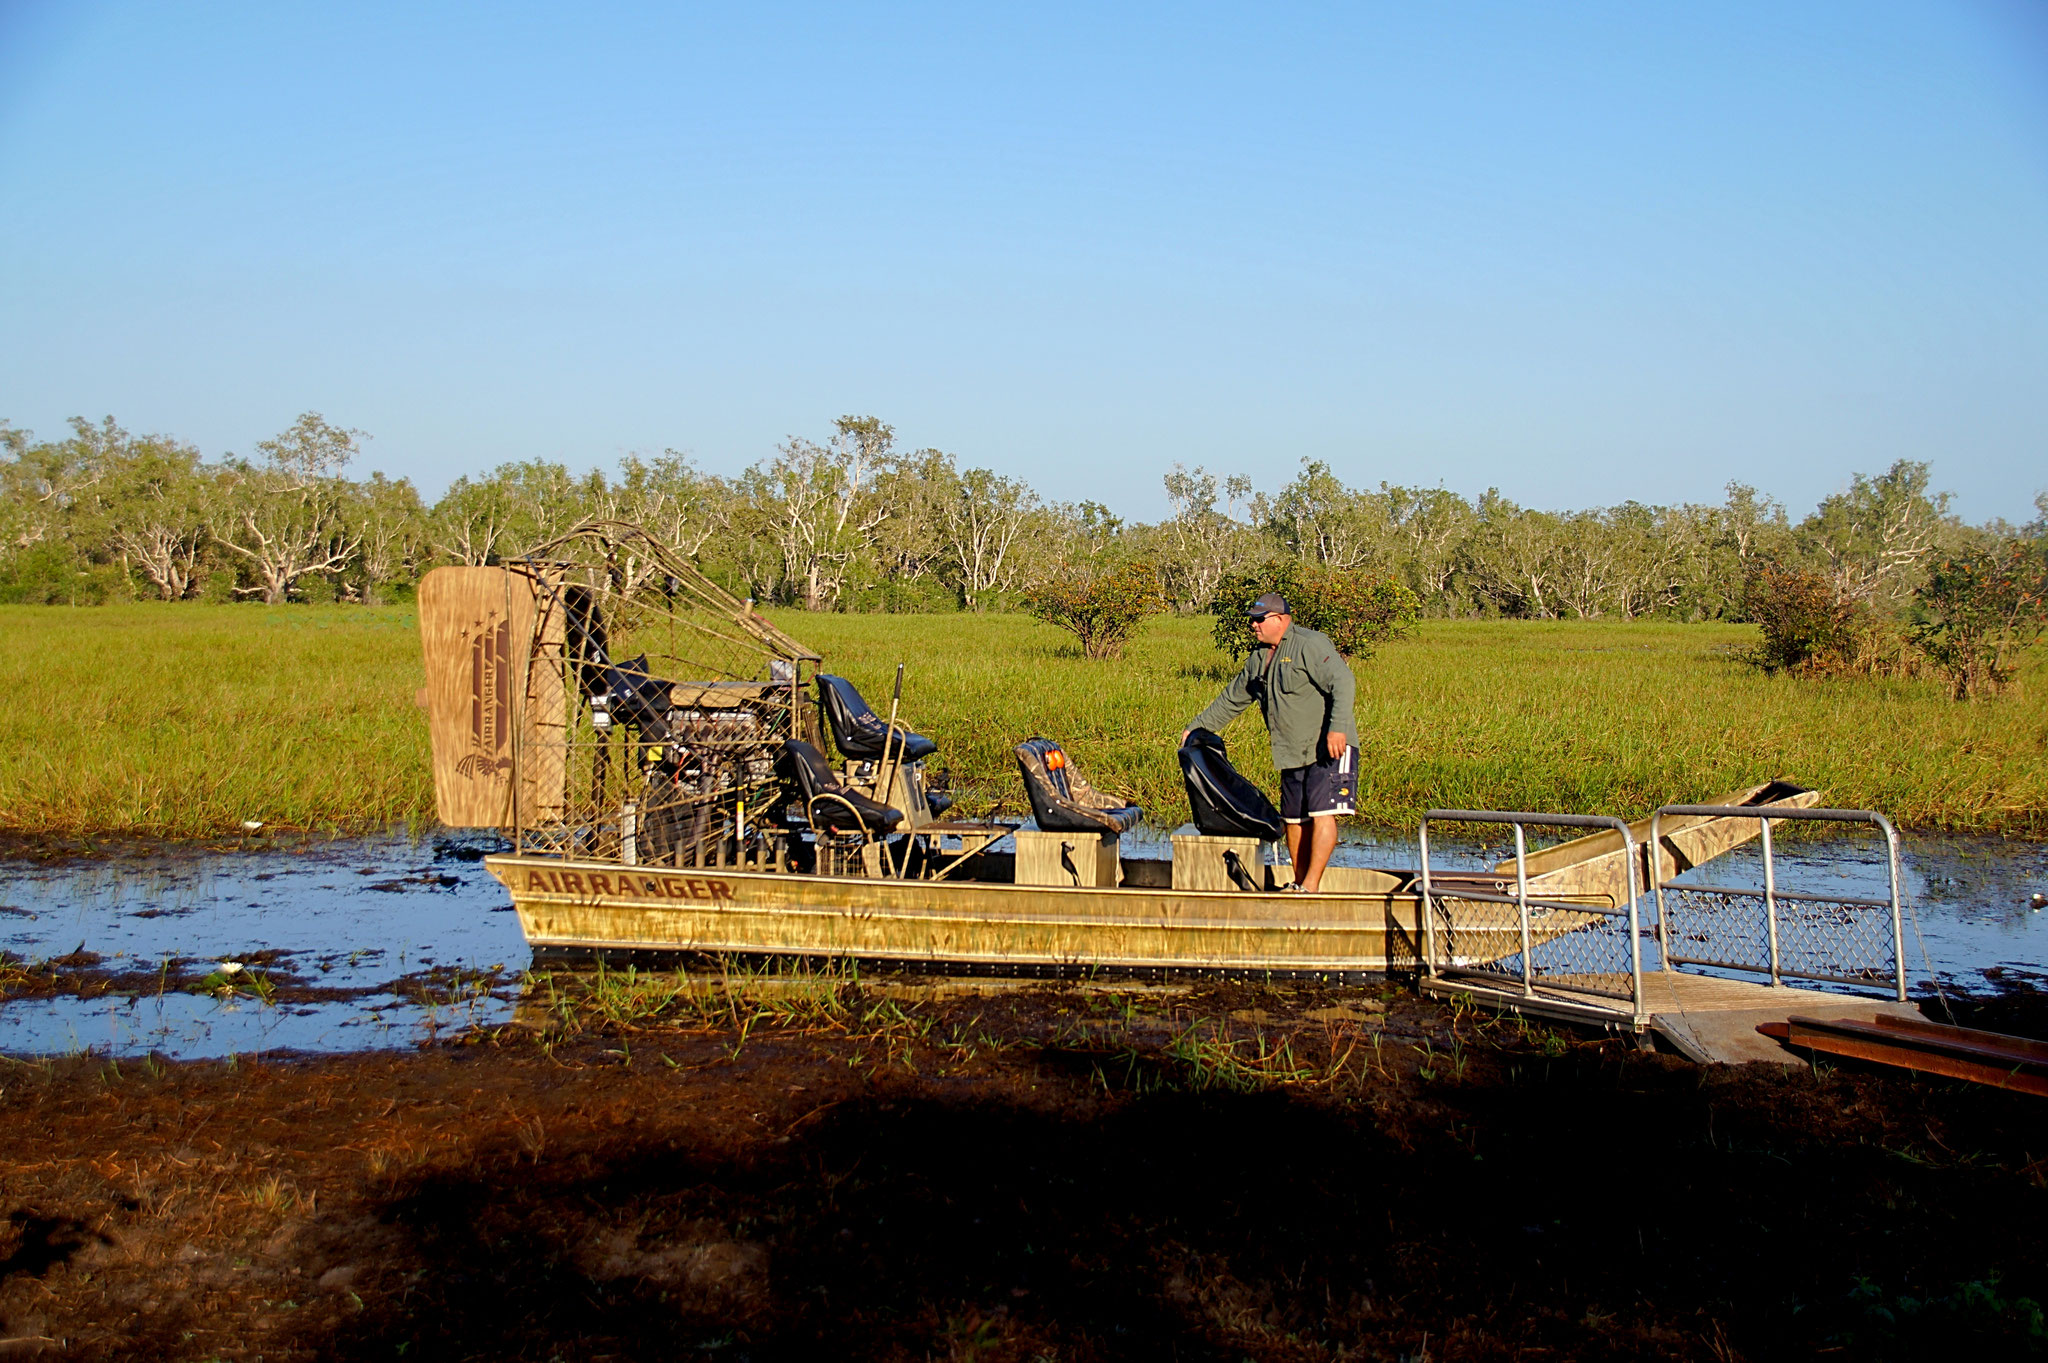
[0,603,430,838]
[0,604,2040,838]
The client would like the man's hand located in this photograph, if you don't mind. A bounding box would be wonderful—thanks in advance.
[1180,729,1191,746]
[1327,732,1347,761]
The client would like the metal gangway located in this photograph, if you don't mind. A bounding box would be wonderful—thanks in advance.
[1415,805,1918,1061]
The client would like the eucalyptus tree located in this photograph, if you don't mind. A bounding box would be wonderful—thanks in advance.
[868,447,956,593]
[607,451,734,559]
[742,415,898,609]
[938,464,1039,610]
[215,412,366,604]
[0,416,114,560]
[1548,507,1629,618]
[431,470,514,565]
[1262,459,1400,574]
[1384,484,1474,605]
[1158,464,1257,613]
[350,472,427,604]
[1798,460,1955,607]
[1459,490,1561,618]
[97,431,214,600]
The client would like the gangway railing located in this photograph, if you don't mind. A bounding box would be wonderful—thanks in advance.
[1419,811,1645,1029]
[1649,805,1906,1002]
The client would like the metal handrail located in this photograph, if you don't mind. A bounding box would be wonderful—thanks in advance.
[1421,810,1645,1028]
[1415,886,1635,917]
[1649,804,1906,1002]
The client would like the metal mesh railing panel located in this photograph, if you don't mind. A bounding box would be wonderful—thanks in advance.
[1661,886,1901,989]
[1426,891,1637,1003]
[1658,886,1769,973]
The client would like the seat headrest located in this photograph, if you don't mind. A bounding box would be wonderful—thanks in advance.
[778,739,839,793]
[817,674,876,718]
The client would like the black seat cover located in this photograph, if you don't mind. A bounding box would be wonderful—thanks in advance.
[777,740,903,834]
[1014,737,1143,835]
[817,675,938,763]
[1178,728,1283,841]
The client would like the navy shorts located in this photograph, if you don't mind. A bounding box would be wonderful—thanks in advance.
[1279,744,1356,823]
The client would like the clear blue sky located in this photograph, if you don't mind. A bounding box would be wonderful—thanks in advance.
[3,1,2045,523]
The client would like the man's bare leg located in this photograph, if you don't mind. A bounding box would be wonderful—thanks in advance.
[1296,814,1339,892]
[1283,817,1340,891]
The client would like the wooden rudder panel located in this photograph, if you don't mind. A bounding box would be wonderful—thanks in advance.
[419,566,546,828]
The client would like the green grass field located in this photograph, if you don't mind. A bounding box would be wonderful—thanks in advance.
[1,604,2041,839]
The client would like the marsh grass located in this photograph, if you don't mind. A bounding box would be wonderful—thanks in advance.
[527,958,984,1073]
[528,962,1471,1098]
[1,604,2041,838]
[0,603,430,838]
[783,610,2048,837]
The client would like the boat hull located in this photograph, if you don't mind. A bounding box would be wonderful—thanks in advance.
[487,855,1593,978]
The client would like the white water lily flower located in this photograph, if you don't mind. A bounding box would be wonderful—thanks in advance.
[217,961,245,975]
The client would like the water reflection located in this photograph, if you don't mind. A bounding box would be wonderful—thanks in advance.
[0,831,524,1059]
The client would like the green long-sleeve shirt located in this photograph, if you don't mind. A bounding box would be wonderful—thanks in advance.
[1188,623,1358,771]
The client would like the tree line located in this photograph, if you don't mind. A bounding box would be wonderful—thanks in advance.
[3,410,2041,626]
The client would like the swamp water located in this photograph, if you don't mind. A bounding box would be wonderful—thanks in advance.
[1,826,2043,1060]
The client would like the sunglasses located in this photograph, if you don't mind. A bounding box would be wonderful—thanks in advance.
[1248,613,1272,624]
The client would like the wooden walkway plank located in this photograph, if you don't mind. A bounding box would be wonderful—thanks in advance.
[1765,1014,2048,1095]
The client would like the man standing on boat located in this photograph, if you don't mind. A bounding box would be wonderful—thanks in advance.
[1183,593,1357,893]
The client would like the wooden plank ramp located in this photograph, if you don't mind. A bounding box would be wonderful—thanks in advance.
[1761,1014,2048,1095]
[1423,969,1925,1065]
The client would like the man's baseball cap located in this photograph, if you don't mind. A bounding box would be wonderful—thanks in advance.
[1249,592,1289,618]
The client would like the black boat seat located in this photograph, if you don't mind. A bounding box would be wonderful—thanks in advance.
[1014,738,1142,835]
[777,740,903,835]
[817,675,938,763]
[1177,728,1283,841]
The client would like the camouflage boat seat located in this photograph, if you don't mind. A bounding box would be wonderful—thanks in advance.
[1177,728,1283,841]
[1015,738,1142,835]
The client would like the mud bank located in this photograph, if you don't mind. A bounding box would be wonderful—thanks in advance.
[2,979,2045,1362]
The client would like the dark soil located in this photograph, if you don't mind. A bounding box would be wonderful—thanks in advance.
[0,949,516,1011]
[2,979,2045,1362]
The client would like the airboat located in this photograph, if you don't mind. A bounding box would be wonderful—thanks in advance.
[418,521,1821,984]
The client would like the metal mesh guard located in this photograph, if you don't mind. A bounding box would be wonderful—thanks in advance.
[1662,887,1899,988]
[1427,893,1636,1003]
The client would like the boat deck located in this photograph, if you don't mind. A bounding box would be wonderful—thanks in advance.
[1423,968,1924,1064]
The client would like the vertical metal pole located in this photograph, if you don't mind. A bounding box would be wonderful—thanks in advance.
[1418,820,1436,978]
[875,664,907,878]
[1761,816,1780,987]
[1514,823,1533,997]
[1880,814,1907,1003]
[1622,824,1645,1029]
[1649,811,1669,973]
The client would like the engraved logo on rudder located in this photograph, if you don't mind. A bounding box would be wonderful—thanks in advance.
[458,614,515,780]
